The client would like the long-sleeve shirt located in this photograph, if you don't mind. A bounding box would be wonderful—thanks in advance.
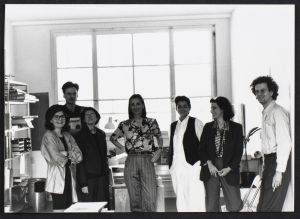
[260,100,292,172]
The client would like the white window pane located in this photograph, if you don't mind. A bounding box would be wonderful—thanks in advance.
[98,100,128,114]
[133,32,169,65]
[175,65,211,96]
[173,29,212,64]
[188,97,212,125]
[97,34,132,66]
[144,99,171,132]
[98,67,133,99]
[75,101,94,108]
[134,66,170,98]
[57,68,93,101]
[58,100,94,108]
[56,35,92,68]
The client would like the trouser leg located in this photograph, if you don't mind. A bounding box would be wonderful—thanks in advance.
[140,155,157,212]
[124,155,142,212]
[257,154,291,212]
[211,158,243,212]
[171,165,188,211]
[219,176,243,212]
[204,175,221,212]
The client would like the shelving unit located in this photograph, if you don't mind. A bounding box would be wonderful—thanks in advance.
[4,76,39,212]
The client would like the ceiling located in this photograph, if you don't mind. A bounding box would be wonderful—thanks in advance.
[5,4,235,22]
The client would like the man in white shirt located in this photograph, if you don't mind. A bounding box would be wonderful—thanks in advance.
[167,96,205,211]
[250,76,292,212]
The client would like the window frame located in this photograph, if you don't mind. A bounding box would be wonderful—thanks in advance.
[51,17,231,131]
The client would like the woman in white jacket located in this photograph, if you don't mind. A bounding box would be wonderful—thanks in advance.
[41,104,82,210]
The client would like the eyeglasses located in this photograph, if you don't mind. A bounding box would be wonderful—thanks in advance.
[53,115,66,120]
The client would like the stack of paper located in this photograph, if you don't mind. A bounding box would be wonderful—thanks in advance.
[64,202,107,213]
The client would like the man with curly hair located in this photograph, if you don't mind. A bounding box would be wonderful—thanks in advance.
[250,76,292,212]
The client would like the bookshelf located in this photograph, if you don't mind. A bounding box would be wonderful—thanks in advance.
[4,76,39,211]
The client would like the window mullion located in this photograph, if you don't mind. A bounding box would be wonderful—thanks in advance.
[131,33,136,94]
[169,27,176,122]
[92,31,99,110]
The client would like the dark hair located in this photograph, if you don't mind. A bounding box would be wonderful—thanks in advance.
[128,94,147,119]
[175,96,191,109]
[80,107,101,127]
[250,76,279,100]
[62,81,79,94]
[45,104,70,131]
[210,96,234,121]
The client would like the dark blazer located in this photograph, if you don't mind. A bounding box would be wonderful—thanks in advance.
[199,120,243,185]
[74,126,109,187]
[168,117,200,168]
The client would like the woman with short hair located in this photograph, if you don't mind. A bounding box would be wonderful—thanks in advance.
[41,104,82,210]
[75,107,110,202]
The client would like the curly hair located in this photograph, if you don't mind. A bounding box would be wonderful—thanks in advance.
[250,76,279,100]
[44,104,70,131]
[210,96,234,121]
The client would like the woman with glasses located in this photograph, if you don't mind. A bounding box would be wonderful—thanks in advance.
[41,104,82,210]
[199,96,243,212]
[110,94,163,212]
[74,107,109,202]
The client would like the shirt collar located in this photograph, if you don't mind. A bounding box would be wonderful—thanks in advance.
[178,115,190,125]
[262,100,276,115]
[213,120,229,131]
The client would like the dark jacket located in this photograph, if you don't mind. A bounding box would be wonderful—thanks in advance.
[199,120,243,185]
[168,117,200,168]
[74,126,109,188]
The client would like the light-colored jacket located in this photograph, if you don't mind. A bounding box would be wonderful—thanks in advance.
[41,130,82,202]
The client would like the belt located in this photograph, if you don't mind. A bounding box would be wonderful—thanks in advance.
[264,152,276,158]
[128,151,152,155]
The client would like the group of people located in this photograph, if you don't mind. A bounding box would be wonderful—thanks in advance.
[40,75,292,212]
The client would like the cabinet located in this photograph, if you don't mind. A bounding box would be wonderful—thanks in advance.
[4,76,39,212]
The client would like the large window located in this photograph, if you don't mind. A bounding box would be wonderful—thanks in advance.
[55,27,215,131]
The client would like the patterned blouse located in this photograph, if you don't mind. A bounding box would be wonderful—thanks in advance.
[111,117,161,153]
[213,120,229,158]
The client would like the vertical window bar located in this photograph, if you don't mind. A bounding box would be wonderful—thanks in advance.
[131,33,136,94]
[92,31,99,110]
[169,27,177,122]
[212,28,217,97]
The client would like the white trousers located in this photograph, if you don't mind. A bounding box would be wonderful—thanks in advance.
[170,160,206,212]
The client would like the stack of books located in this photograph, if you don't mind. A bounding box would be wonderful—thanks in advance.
[5,85,38,102]
[11,116,37,129]
[11,138,32,156]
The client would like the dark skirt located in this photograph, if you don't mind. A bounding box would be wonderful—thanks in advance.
[51,162,73,210]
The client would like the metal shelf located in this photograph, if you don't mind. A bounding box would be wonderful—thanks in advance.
[5,100,39,105]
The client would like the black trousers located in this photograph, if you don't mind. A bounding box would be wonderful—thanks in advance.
[80,175,109,202]
[51,165,73,210]
[257,153,291,212]
[204,158,243,212]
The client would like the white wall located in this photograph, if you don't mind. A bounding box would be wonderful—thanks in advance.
[4,19,15,77]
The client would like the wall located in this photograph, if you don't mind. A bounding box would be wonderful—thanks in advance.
[4,19,15,76]
[230,5,294,211]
